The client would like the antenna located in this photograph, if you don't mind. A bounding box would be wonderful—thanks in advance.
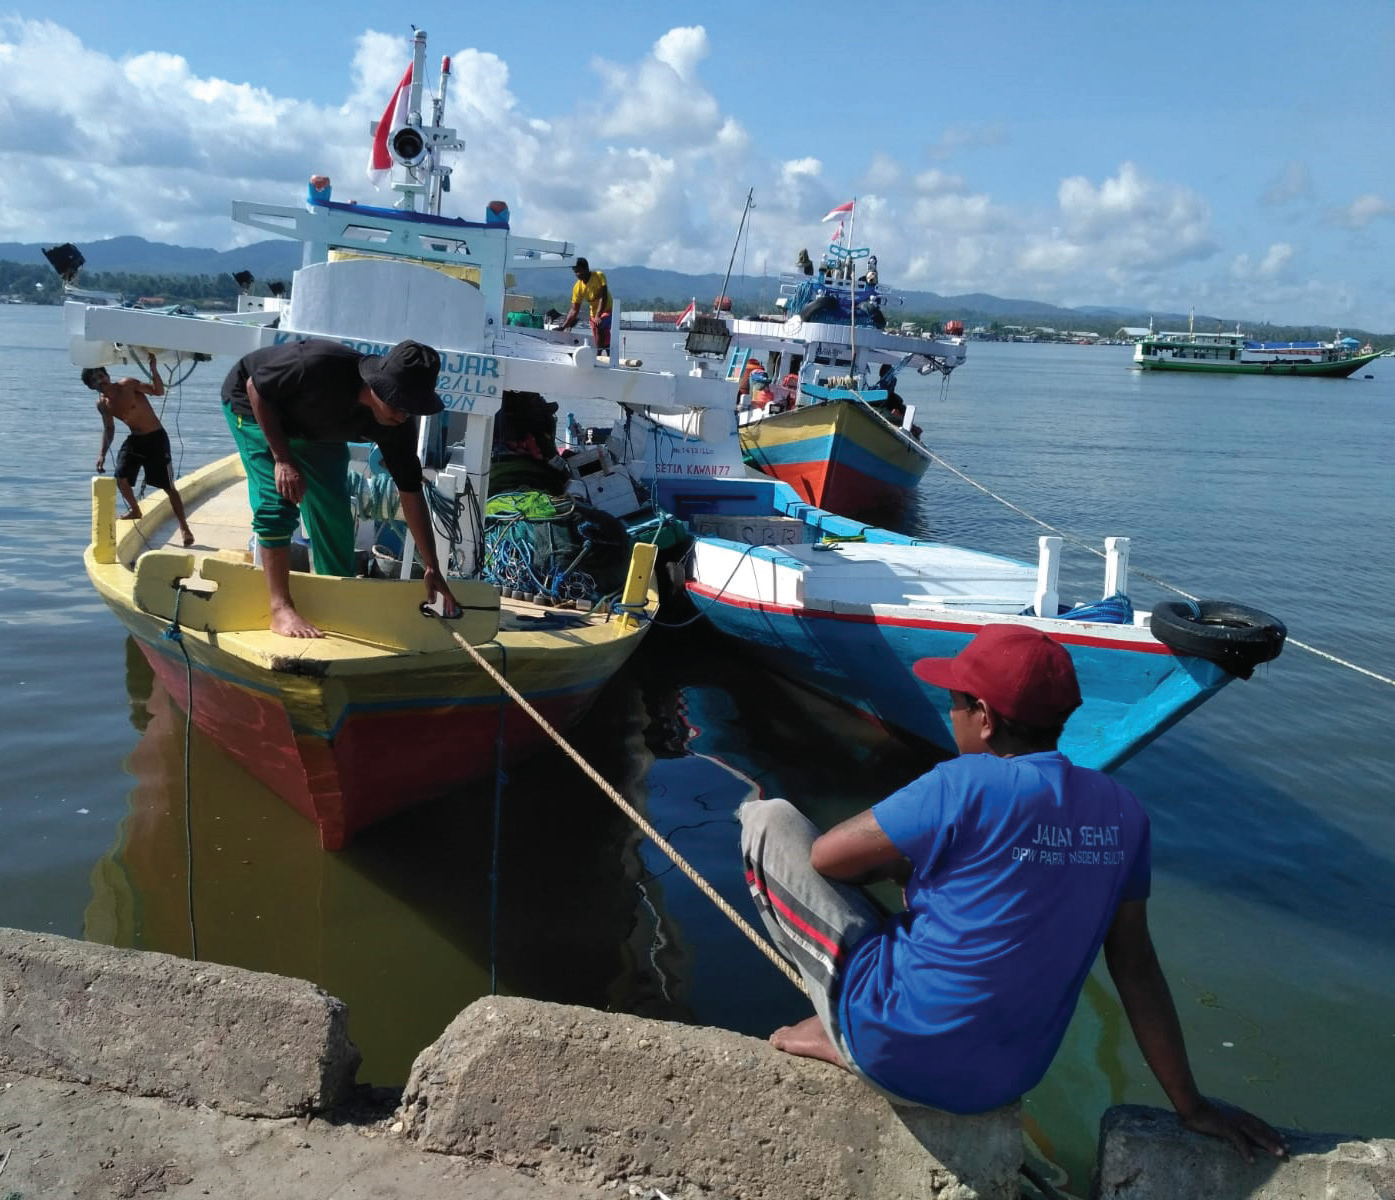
[716,188,755,315]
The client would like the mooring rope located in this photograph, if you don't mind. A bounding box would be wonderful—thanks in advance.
[921,446,1395,690]
[488,644,509,998]
[161,586,199,961]
[431,618,806,993]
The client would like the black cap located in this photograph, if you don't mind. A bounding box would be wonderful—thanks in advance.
[358,340,444,415]
[573,257,589,275]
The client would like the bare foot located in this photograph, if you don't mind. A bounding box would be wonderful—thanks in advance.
[119,510,141,521]
[270,603,324,639]
[769,1015,847,1068]
[180,529,196,547]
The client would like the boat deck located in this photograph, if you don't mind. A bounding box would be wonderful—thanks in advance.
[789,542,1036,610]
[114,475,625,649]
[118,484,255,571]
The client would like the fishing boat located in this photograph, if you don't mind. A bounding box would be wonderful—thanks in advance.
[590,406,1286,771]
[704,201,966,520]
[61,29,740,849]
[1132,313,1385,377]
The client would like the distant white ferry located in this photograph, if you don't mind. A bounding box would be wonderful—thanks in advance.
[1133,313,1384,377]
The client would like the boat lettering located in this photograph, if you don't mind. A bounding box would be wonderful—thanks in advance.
[685,463,731,476]
[432,354,503,411]
[440,351,501,379]
[271,332,395,357]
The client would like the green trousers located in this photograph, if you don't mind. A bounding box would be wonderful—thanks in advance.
[224,406,354,576]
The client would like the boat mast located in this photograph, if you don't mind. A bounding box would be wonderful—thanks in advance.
[716,188,755,314]
[846,197,858,372]
[427,53,454,216]
[390,30,463,215]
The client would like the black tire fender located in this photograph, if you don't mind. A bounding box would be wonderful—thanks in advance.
[1148,600,1287,679]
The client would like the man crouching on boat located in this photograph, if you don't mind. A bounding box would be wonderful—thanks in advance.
[221,338,461,638]
[739,625,1289,1163]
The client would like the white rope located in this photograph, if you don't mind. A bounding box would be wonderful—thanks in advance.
[921,447,1395,689]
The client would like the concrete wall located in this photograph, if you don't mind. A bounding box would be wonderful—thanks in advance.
[0,927,358,1117]
[1095,1105,1395,1199]
[6,929,1390,1200]
[400,996,1023,1200]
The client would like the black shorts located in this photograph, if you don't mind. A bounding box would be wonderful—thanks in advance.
[116,428,174,490]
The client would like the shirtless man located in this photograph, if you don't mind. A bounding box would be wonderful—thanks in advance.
[82,354,195,547]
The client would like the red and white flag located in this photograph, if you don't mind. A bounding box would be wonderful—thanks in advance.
[821,200,854,222]
[828,220,844,246]
[676,300,696,328]
[367,63,413,188]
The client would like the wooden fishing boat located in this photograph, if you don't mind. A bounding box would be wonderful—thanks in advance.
[711,221,966,520]
[84,446,658,850]
[620,460,1288,772]
[62,29,731,848]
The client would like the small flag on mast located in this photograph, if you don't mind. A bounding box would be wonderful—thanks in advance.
[821,200,855,222]
[676,300,696,328]
[367,63,413,188]
[828,220,844,246]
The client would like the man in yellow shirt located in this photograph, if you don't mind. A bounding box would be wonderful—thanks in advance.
[559,257,613,356]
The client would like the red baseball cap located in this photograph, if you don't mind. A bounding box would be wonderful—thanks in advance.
[912,624,1082,726]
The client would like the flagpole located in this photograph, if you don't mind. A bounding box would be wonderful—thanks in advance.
[847,197,857,374]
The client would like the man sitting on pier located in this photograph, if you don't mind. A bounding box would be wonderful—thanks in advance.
[83,353,195,547]
[739,624,1288,1162]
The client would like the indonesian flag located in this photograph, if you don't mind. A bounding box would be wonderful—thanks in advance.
[828,220,844,245]
[367,63,413,188]
[676,300,696,328]
[821,200,854,222]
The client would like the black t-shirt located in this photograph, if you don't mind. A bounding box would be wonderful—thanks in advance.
[222,339,424,492]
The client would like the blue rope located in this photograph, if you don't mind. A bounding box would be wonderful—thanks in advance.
[1022,592,1134,623]
[161,588,198,962]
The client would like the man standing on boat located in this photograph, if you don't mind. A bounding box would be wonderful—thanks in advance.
[83,353,195,548]
[739,625,1289,1163]
[221,338,461,639]
[558,257,613,359]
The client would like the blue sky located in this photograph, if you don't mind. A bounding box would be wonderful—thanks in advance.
[4,2,1393,330]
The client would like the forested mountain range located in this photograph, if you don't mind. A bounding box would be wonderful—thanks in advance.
[1,235,1385,342]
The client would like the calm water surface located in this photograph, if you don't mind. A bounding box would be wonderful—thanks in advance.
[1,306,1391,1191]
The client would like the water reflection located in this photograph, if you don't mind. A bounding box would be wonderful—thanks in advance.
[88,626,928,1085]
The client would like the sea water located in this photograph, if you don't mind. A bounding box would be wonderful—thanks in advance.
[1,306,1391,1192]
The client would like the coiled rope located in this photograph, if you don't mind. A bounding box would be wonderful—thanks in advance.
[919,446,1395,690]
[429,615,806,994]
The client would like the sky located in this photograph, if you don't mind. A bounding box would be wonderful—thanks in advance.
[3,1,1393,331]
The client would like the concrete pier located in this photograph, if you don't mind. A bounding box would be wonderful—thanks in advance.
[1,929,1390,1199]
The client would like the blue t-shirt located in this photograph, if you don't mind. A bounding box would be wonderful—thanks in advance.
[837,751,1150,1113]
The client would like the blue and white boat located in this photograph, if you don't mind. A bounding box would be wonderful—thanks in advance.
[577,407,1286,770]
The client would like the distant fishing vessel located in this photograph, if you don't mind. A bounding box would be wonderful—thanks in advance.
[701,194,966,520]
[1132,313,1384,377]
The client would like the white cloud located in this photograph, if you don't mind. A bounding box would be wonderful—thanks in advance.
[1261,161,1312,207]
[1258,243,1294,277]
[926,122,1008,161]
[589,26,723,145]
[0,18,1388,330]
[913,168,966,195]
[1325,193,1395,230]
